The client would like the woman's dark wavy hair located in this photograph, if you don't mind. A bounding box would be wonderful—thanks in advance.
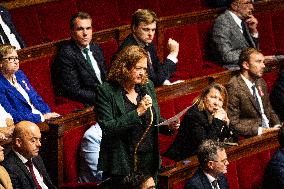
[107,45,149,88]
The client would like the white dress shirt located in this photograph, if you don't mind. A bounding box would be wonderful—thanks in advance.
[241,74,269,134]
[8,75,44,122]
[0,104,12,128]
[14,151,48,189]
[204,172,220,189]
[81,45,102,84]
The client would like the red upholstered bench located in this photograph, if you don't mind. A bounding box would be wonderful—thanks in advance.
[255,12,276,56]
[116,0,160,24]
[76,0,121,30]
[60,123,106,188]
[163,23,224,82]
[62,124,90,184]
[272,9,284,54]
[37,0,78,43]
[20,55,84,115]
[98,38,119,71]
[10,5,44,46]
[158,0,203,17]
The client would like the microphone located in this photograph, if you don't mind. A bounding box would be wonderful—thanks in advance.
[139,84,153,124]
[140,84,148,97]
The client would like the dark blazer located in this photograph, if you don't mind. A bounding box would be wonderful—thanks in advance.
[51,40,106,106]
[262,149,284,189]
[184,168,229,189]
[227,75,280,137]
[0,70,51,123]
[270,68,284,122]
[115,34,176,86]
[164,105,236,161]
[96,81,165,176]
[2,151,56,189]
[0,6,25,48]
[212,10,259,67]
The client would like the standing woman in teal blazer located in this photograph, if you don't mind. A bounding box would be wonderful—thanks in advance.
[95,45,179,188]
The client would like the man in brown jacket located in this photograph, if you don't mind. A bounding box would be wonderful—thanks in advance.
[227,48,280,137]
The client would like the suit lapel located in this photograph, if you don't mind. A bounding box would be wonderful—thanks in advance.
[112,85,126,114]
[32,157,51,187]
[225,11,251,47]
[198,170,213,189]
[237,75,262,114]
[11,152,36,188]
[256,79,267,113]
[242,22,256,48]
[0,74,30,105]
[73,43,99,81]
[90,44,106,81]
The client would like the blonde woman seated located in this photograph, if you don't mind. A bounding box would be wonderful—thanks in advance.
[0,44,60,123]
[164,83,237,161]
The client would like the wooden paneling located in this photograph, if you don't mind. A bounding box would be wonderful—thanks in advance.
[0,0,58,9]
[159,131,279,189]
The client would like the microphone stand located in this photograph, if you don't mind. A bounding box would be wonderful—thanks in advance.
[133,84,154,172]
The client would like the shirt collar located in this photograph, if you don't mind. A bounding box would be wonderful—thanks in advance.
[229,10,243,30]
[132,33,148,48]
[13,149,29,164]
[241,74,255,89]
[204,171,217,183]
[79,44,90,51]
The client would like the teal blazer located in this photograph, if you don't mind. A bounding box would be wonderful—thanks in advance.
[96,81,164,175]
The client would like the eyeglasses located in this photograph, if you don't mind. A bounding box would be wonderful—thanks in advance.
[2,56,19,62]
[212,158,228,164]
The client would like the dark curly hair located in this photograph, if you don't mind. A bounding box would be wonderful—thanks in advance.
[107,45,149,88]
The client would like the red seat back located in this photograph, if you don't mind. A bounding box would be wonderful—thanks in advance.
[63,124,92,182]
[37,0,78,42]
[20,55,83,115]
[236,150,271,189]
[158,0,202,17]
[116,0,160,24]
[272,9,284,54]
[164,24,203,81]
[76,0,121,30]
[98,38,118,71]
[20,55,56,108]
[10,5,43,46]
[255,12,276,56]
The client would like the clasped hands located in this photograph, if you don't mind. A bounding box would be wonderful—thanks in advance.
[137,95,153,116]
[212,107,230,126]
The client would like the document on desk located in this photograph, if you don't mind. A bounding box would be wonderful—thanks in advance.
[155,103,194,127]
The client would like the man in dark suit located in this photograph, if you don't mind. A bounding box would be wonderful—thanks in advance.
[227,48,280,137]
[115,9,179,86]
[51,12,106,106]
[212,0,259,69]
[0,6,25,49]
[2,121,56,189]
[262,126,284,189]
[51,12,105,182]
[184,139,229,189]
